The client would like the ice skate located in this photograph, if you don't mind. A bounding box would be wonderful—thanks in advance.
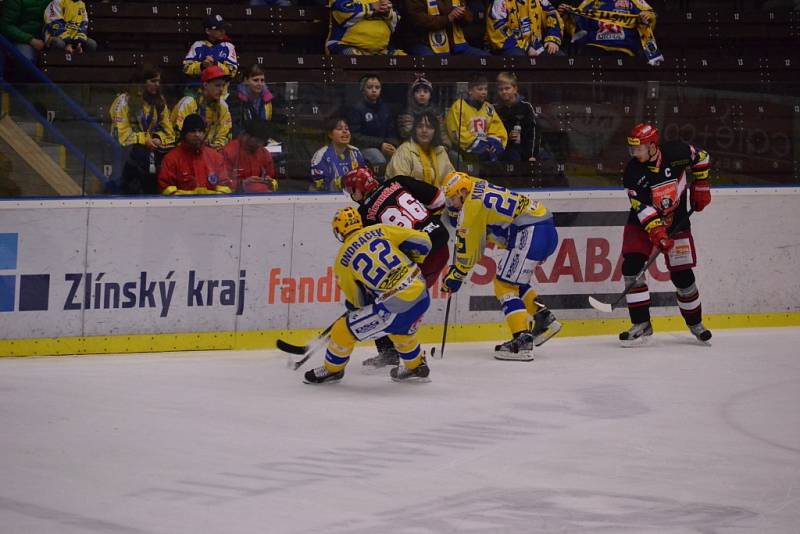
[494,332,534,361]
[689,322,712,345]
[531,307,561,347]
[303,366,344,385]
[362,348,400,371]
[390,354,430,383]
[619,321,653,347]
[363,337,401,372]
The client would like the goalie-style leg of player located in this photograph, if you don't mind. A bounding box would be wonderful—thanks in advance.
[493,221,560,361]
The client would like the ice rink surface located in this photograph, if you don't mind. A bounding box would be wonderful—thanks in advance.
[1,327,799,534]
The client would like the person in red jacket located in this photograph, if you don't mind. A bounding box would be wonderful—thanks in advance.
[222,119,277,193]
[158,113,232,195]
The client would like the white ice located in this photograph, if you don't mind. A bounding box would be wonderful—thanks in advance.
[1,328,799,534]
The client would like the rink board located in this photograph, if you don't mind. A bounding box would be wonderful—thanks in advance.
[1,188,799,356]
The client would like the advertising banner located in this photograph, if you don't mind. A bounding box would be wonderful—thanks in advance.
[1,189,799,341]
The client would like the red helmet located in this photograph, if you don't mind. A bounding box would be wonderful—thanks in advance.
[627,123,659,146]
[342,167,379,199]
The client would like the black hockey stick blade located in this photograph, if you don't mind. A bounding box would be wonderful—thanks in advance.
[276,339,308,355]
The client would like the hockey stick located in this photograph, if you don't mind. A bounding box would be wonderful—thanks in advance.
[436,291,453,359]
[277,314,344,370]
[588,208,695,313]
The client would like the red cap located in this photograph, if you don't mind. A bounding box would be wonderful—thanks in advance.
[201,65,228,83]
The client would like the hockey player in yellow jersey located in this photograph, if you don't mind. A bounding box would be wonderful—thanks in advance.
[440,172,561,360]
[304,207,433,384]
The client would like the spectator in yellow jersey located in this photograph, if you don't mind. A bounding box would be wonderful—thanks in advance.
[171,65,233,150]
[445,74,508,163]
[110,64,175,194]
[326,0,404,55]
[441,171,561,360]
[486,0,562,57]
[43,0,96,54]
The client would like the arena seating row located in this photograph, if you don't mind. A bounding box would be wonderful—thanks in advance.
[87,4,326,54]
[85,3,800,55]
[39,49,800,93]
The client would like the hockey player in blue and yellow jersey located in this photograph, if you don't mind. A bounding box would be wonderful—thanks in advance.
[440,172,561,360]
[304,207,433,384]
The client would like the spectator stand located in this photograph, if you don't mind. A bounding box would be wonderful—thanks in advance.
[20,2,800,191]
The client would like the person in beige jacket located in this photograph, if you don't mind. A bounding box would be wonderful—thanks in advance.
[386,111,454,187]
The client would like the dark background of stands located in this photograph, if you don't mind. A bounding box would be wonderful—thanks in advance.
[3,0,799,192]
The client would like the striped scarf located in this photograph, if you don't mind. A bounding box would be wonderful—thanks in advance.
[561,5,661,63]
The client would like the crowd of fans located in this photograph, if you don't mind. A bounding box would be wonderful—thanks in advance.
[0,0,673,195]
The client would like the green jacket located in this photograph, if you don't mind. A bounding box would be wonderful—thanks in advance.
[0,0,50,44]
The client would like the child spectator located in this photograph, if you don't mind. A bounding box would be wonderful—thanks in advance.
[326,0,403,55]
[171,65,233,150]
[494,71,538,162]
[222,120,278,193]
[226,63,275,138]
[386,111,455,187]
[159,114,232,195]
[183,14,239,82]
[110,64,175,195]
[1,0,50,63]
[396,75,449,147]
[309,117,367,192]
[43,0,96,54]
[348,74,398,168]
[487,0,562,57]
[445,74,508,163]
[398,0,489,56]
[558,1,663,65]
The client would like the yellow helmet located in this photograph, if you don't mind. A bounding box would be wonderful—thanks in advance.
[332,206,363,242]
[442,171,475,199]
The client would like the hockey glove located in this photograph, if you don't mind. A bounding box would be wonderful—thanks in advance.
[690,179,711,212]
[441,266,468,294]
[647,224,674,253]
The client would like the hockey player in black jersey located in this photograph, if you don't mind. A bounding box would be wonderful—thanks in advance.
[619,123,713,346]
[342,167,450,368]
